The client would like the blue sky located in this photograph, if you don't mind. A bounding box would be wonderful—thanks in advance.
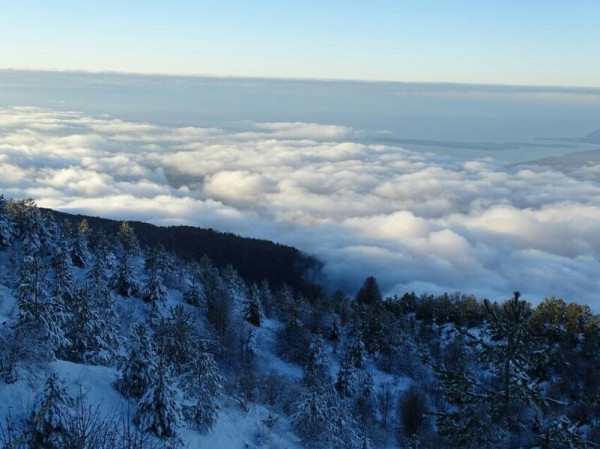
[1,0,599,86]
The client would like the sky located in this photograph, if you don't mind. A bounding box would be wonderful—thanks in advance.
[1,3,600,306]
[1,0,599,87]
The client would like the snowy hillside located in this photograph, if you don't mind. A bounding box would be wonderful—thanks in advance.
[0,196,599,449]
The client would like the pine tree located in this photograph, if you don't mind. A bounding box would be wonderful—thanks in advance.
[335,352,358,397]
[329,315,341,342]
[117,323,157,400]
[236,326,258,408]
[183,262,204,306]
[135,359,181,439]
[0,194,13,248]
[111,251,139,297]
[180,341,222,433]
[88,259,121,366]
[303,335,330,392]
[355,276,382,306]
[154,305,198,373]
[93,229,116,270]
[71,218,90,268]
[243,283,264,327]
[199,256,233,340]
[352,372,375,434]
[118,221,140,255]
[142,266,167,312]
[28,374,74,449]
[15,252,67,360]
[65,285,120,365]
[51,237,76,304]
[434,292,554,448]
[292,383,361,449]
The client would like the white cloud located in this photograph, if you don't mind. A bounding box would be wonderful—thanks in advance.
[2,106,600,307]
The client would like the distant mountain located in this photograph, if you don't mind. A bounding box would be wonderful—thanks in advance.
[585,128,600,143]
[47,209,322,294]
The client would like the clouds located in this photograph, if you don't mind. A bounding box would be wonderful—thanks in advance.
[2,106,600,307]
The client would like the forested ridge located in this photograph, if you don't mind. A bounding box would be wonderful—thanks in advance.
[46,209,320,295]
[0,196,599,449]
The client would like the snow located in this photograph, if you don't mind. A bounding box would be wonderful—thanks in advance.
[0,229,421,449]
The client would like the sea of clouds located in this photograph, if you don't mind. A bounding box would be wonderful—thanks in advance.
[1,106,600,307]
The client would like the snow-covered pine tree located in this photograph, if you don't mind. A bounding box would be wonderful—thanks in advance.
[142,244,169,312]
[335,351,358,397]
[15,199,47,256]
[180,341,222,433]
[51,236,76,304]
[65,285,120,365]
[93,228,116,270]
[117,323,157,400]
[71,218,90,268]
[110,250,139,298]
[183,262,204,306]
[154,304,198,374]
[28,373,74,449]
[118,221,140,255]
[329,315,341,342]
[434,292,553,448]
[236,326,258,408]
[352,372,375,432]
[538,416,595,449]
[142,266,167,312]
[135,358,181,439]
[335,327,365,397]
[221,264,248,304]
[88,266,121,366]
[15,251,68,360]
[257,279,275,319]
[0,194,13,248]
[199,256,233,341]
[292,381,361,449]
[243,283,264,327]
[303,334,330,392]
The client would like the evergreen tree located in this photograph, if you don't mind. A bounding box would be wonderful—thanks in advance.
[336,327,366,396]
[71,218,90,268]
[303,335,330,391]
[236,326,258,407]
[434,292,555,448]
[142,265,167,312]
[154,305,198,373]
[200,257,232,341]
[51,236,76,304]
[355,276,382,306]
[329,315,341,342]
[28,374,74,449]
[0,194,13,248]
[180,341,222,433]
[118,221,140,255]
[110,251,139,297]
[136,359,181,439]
[292,383,361,449]
[183,262,204,306]
[117,323,157,400]
[15,251,67,359]
[352,372,375,433]
[93,229,116,270]
[66,285,120,365]
[243,283,264,327]
[335,351,358,397]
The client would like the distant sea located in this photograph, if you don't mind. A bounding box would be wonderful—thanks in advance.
[1,70,599,163]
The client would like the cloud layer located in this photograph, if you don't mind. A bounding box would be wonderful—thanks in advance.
[2,106,600,307]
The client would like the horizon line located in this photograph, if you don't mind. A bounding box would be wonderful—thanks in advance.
[2,67,600,92]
